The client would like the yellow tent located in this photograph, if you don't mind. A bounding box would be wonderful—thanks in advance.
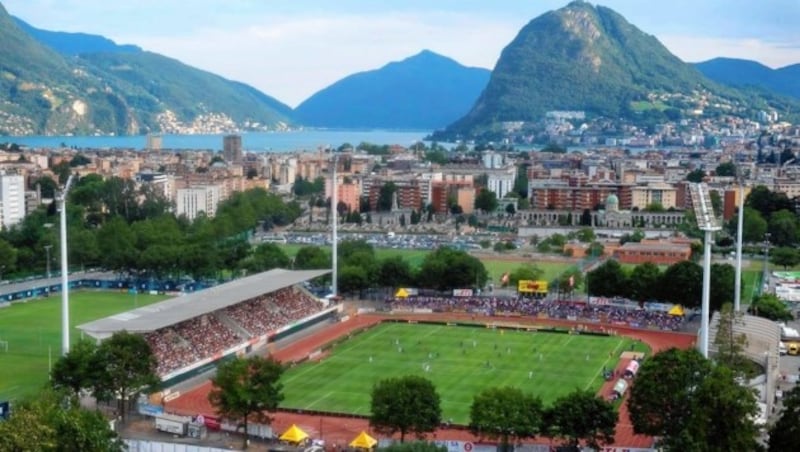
[279,424,309,444]
[395,288,409,298]
[349,431,377,449]
[668,305,685,316]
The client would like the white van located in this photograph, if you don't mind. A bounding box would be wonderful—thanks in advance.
[779,342,787,355]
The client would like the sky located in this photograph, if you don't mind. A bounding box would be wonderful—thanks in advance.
[4,0,800,108]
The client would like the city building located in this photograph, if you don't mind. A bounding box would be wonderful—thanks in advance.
[223,135,243,163]
[0,173,26,228]
[175,185,221,221]
[614,241,692,265]
[630,183,677,210]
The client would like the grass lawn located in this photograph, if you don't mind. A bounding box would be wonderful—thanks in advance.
[481,259,572,286]
[278,243,571,284]
[0,290,169,401]
[280,322,649,423]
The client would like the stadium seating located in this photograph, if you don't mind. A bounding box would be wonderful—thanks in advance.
[147,286,323,376]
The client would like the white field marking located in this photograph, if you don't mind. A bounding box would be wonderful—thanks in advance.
[305,391,333,409]
[584,338,626,391]
[281,323,398,384]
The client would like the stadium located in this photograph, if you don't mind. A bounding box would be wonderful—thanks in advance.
[77,269,336,387]
[0,267,697,450]
[58,268,692,450]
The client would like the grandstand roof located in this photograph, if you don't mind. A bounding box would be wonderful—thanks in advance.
[77,268,330,338]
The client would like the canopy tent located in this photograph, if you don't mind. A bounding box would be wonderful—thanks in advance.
[350,431,377,449]
[394,288,409,298]
[612,378,628,396]
[668,304,685,316]
[624,360,640,378]
[279,424,309,444]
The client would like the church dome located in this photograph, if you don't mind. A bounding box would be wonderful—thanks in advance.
[605,193,619,212]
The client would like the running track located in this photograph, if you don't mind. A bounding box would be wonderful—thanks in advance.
[166,312,695,449]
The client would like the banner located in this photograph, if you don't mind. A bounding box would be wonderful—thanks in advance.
[453,289,473,297]
[518,280,548,294]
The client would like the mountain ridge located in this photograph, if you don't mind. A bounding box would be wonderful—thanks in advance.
[12,16,142,55]
[294,50,491,130]
[0,2,293,136]
[439,1,800,139]
[694,57,800,99]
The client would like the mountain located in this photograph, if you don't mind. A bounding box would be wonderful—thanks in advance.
[0,3,293,136]
[13,17,142,55]
[294,50,491,129]
[695,57,800,99]
[439,1,797,139]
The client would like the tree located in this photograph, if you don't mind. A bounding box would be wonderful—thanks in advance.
[769,385,800,451]
[746,185,793,219]
[0,388,125,452]
[294,246,330,270]
[579,208,593,226]
[749,293,793,322]
[628,262,662,302]
[690,365,760,452]
[738,207,768,243]
[627,347,759,451]
[659,261,702,307]
[50,339,100,398]
[575,227,595,243]
[505,203,516,215]
[769,209,799,246]
[628,348,712,451]
[338,265,370,294]
[416,247,488,291]
[713,304,750,376]
[709,263,736,312]
[92,331,159,422]
[377,182,398,211]
[243,243,291,273]
[586,260,627,297]
[469,387,543,451]
[686,169,705,183]
[370,376,441,442]
[474,189,499,213]
[771,246,800,269]
[513,164,529,198]
[380,442,448,452]
[209,356,284,449]
[378,256,415,289]
[545,390,616,451]
[508,264,544,287]
[715,162,736,177]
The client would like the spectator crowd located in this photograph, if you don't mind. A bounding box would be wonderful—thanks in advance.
[389,296,685,331]
[145,287,323,376]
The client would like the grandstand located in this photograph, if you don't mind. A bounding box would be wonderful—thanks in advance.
[78,269,335,386]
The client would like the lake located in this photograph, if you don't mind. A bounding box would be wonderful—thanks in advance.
[6,129,433,152]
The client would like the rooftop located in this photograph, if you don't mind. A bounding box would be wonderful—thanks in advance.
[77,268,330,338]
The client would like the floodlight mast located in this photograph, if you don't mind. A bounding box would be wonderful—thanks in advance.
[689,183,722,358]
[59,175,75,356]
[734,163,745,312]
[331,153,338,297]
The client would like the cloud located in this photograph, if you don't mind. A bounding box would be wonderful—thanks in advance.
[121,11,517,107]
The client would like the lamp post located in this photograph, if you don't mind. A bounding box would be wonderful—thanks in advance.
[331,153,338,297]
[733,161,745,312]
[762,233,771,294]
[58,175,75,356]
[44,245,52,278]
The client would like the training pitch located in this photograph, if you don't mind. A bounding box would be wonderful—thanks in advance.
[280,322,649,423]
[0,290,169,401]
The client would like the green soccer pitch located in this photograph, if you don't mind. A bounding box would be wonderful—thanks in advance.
[280,322,649,424]
[0,290,170,402]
